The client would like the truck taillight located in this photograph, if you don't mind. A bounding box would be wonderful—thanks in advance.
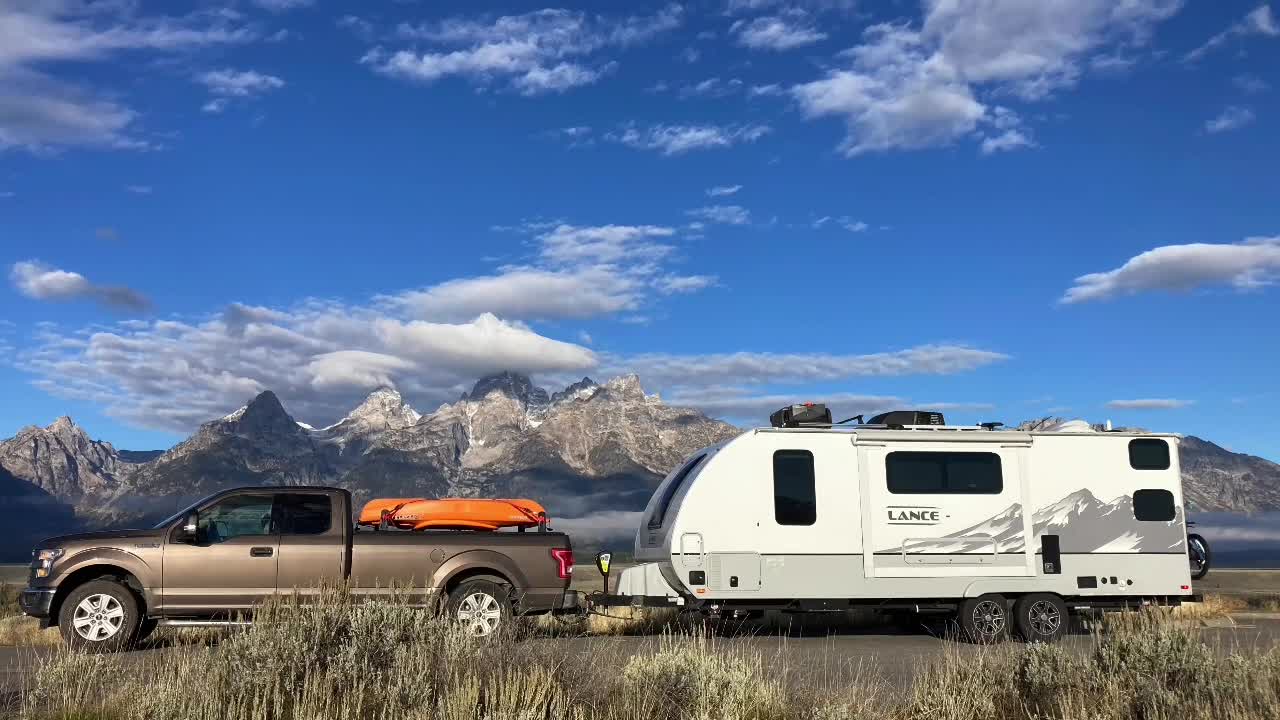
[551,548,574,579]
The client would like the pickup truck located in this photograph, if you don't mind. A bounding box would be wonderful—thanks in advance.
[19,486,575,649]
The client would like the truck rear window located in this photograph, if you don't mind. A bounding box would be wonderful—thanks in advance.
[648,454,706,529]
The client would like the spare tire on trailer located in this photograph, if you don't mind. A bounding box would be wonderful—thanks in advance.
[1012,594,1068,643]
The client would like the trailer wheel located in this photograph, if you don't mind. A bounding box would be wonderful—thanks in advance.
[1013,594,1068,643]
[958,594,1009,644]
[57,579,142,652]
[1188,534,1211,580]
[446,579,512,638]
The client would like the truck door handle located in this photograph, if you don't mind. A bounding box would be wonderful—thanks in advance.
[250,547,274,557]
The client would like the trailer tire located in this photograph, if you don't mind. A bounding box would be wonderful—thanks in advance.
[958,594,1010,644]
[1013,594,1068,643]
[57,579,142,652]
[446,579,512,638]
[1188,534,1211,580]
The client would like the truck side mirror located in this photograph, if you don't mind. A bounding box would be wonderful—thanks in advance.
[176,512,199,543]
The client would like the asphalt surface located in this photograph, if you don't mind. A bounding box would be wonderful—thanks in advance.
[4,616,1279,699]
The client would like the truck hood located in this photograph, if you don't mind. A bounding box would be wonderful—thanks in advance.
[38,528,163,548]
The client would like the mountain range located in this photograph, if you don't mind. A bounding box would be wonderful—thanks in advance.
[0,372,738,559]
[2,374,1278,561]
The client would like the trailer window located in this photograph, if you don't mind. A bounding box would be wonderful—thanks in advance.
[1133,489,1176,521]
[1129,439,1171,470]
[648,454,706,529]
[774,450,816,526]
[886,452,1003,494]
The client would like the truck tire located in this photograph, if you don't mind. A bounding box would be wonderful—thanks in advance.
[58,579,142,652]
[446,579,512,637]
[1013,594,1068,643]
[958,594,1009,644]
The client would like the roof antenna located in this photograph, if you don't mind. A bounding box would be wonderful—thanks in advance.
[835,414,865,425]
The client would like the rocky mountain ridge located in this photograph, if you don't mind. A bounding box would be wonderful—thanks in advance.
[0,373,740,547]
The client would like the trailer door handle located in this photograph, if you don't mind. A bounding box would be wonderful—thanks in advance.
[250,547,274,557]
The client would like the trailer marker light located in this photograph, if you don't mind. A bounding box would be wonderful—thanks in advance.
[1181,585,1190,591]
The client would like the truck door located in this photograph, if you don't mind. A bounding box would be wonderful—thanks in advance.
[860,443,1032,579]
[161,492,279,613]
[275,492,346,596]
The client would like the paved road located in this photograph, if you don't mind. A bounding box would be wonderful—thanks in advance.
[5,616,1279,698]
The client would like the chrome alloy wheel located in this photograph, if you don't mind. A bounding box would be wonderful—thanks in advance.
[457,592,503,636]
[971,599,1007,638]
[72,593,125,641]
[1028,600,1062,636]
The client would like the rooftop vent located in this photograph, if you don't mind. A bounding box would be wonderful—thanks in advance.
[769,403,833,428]
[866,410,946,427]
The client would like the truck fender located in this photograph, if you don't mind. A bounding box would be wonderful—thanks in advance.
[434,549,530,593]
[49,548,157,616]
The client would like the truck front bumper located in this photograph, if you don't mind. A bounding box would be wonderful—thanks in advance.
[19,588,55,619]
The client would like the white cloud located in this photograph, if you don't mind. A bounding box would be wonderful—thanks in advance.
[617,345,1010,388]
[195,68,284,112]
[1060,236,1280,304]
[124,185,153,195]
[392,221,702,322]
[678,76,744,98]
[1204,106,1255,134]
[656,275,718,294]
[21,308,596,433]
[1105,398,1192,410]
[706,184,743,197]
[252,0,315,11]
[792,23,986,156]
[10,260,151,312]
[0,4,254,152]
[791,1,1179,155]
[733,15,827,51]
[198,69,285,97]
[842,219,868,232]
[365,5,682,95]
[686,205,751,225]
[608,123,771,155]
[1185,4,1278,62]
[982,128,1035,154]
[1233,74,1270,94]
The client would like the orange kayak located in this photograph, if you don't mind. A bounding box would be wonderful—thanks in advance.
[357,497,547,531]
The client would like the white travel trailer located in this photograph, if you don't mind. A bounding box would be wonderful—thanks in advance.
[632,408,1196,642]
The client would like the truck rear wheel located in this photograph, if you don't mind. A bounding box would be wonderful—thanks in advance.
[58,579,142,652]
[958,594,1009,644]
[1013,594,1068,643]
[446,579,512,637]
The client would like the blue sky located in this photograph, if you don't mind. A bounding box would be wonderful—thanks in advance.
[1,0,1278,460]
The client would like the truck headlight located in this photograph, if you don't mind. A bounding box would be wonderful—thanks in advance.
[33,548,64,578]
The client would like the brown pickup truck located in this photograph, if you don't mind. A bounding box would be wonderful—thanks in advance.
[19,486,575,649]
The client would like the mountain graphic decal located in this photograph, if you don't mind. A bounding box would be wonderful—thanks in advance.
[881,489,1185,555]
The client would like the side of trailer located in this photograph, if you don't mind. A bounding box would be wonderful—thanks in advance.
[633,423,1194,638]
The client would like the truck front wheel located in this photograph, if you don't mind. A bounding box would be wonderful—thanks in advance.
[446,579,512,637]
[58,579,142,652]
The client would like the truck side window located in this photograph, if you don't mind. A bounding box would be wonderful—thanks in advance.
[1133,489,1176,521]
[198,494,277,543]
[774,450,816,526]
[1129,439,1170,470]
[886,452,1003,494]
[648,454,706,529]
[280,494,333,535]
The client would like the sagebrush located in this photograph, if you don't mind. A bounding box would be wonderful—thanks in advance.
[16,590,1280,720]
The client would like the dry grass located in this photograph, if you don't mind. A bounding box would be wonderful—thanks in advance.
[0,616,61,647]
[16,589,1280,720]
